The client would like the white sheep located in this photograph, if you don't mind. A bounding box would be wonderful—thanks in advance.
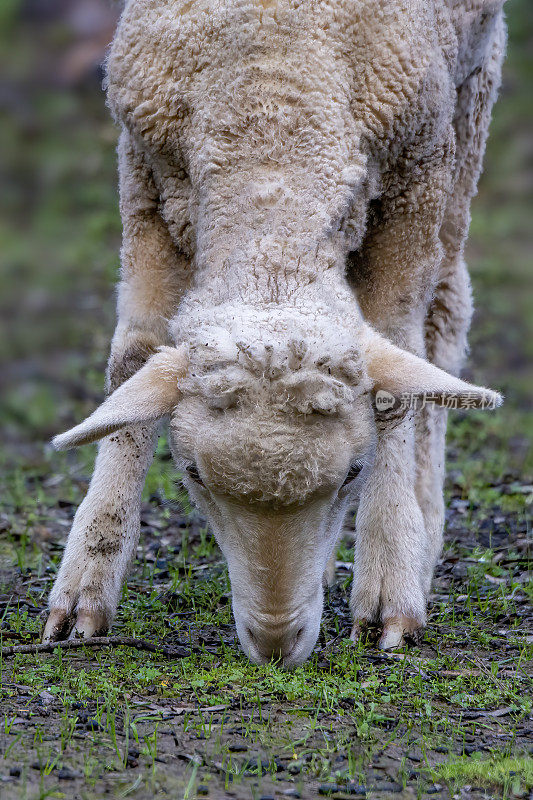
[44,0,506,667]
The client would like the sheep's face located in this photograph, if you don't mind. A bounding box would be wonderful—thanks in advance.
[169,337,374,667]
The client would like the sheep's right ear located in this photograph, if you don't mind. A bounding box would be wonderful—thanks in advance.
[52,346,188,449]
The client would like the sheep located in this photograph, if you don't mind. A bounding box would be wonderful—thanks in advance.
[43,0,506,667]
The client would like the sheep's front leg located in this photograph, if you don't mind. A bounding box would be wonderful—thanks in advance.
[350,413,428,649]
[43,131,191,641]
[43,421,158,640]
[347,128,457,647]
[416,41,504,587]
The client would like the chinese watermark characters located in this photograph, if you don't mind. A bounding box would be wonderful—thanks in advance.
[375,390,499,412]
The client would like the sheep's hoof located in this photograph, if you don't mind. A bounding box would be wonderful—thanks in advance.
[349,618,370,643]
[42,608,108,642]
[42,608,74,642]
[68,609,108,640]
[379,615,423,650]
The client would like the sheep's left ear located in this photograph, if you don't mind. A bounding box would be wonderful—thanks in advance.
[52,346,188,449]
[363,330,503,410]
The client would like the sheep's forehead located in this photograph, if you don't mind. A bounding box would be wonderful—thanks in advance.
[171,314,373,502]
[193,412,366,505]
[171,386,374,505]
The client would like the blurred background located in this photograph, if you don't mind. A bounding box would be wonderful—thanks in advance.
[0,0,531,506]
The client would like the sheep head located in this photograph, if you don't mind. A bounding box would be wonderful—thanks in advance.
[53,317,502,667]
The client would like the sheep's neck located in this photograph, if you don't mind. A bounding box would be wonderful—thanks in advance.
[191,171,363,306]
[196,233,348,306]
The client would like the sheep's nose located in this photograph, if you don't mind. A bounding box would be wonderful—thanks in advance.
[235,592,324,668]
[244,618,306,666]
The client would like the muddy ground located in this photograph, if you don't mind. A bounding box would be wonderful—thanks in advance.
[1,471,532,799]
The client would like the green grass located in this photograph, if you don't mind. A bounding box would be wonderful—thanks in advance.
[430,754,533,795]
[1,535,531,793]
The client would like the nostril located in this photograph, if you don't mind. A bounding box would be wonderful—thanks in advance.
[246,627,257,644]
[293,626,305,648]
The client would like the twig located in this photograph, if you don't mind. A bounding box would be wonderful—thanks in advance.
[1,636,194,659]
[465,655,525,703]
[319,630,347,654]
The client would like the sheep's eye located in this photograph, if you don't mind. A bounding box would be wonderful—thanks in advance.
[186,465,204,485]
[342,460,364,486]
